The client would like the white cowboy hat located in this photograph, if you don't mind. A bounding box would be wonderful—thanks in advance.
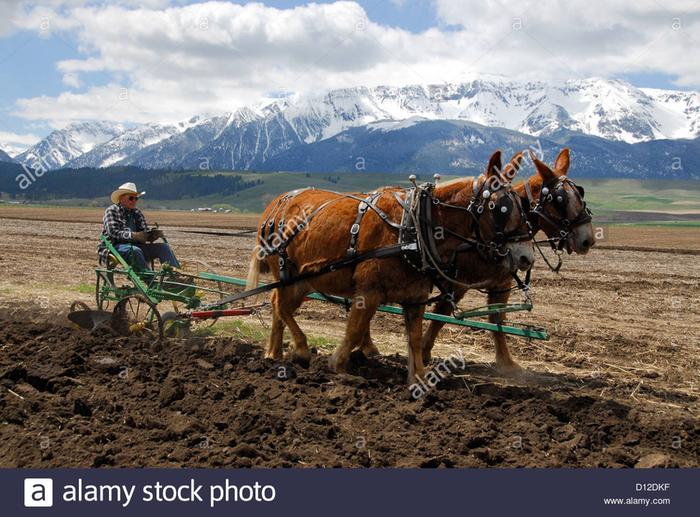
[110,182,146,204]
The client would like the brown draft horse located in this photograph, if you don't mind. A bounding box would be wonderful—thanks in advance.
[418,148,596,372]
[246,152,535,384]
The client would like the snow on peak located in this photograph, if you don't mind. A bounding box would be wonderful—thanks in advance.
[14,77,700,171]
[368,116,428,132]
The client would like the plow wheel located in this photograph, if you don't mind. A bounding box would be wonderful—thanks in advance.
[111,295,163,340]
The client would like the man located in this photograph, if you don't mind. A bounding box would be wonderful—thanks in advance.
[98,182,180,270]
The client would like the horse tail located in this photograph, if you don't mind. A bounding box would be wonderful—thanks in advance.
[246,247,269,290]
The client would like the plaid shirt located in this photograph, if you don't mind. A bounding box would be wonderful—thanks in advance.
[97,204,147,262]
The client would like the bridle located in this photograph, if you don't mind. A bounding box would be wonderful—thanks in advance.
[523,175,592,271]
[401,174,533,298]
[525,175,592,249]
[463,175,533,262]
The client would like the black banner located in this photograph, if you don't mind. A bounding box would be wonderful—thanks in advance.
[7,468,694,516]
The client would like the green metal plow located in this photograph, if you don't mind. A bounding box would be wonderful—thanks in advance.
[68,235,548,341]
[198,272,549,340]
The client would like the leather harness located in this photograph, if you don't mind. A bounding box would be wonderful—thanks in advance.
[247,177,532,307]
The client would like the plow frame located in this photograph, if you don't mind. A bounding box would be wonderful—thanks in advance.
[77,236,549,341]
[196,272,549,341]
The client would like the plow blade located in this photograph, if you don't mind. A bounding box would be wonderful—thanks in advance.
[68,310,113,331]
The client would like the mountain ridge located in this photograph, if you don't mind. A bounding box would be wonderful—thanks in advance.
[13,77,700,179]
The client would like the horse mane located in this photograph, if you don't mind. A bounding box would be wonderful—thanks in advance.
[434,176,477,206]
[512,174,543,198]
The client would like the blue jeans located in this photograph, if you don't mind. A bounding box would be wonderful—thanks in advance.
[116,243,180,271]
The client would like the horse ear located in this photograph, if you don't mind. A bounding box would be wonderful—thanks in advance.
[529,150,556,180]
[486,150,503,178]
[503,151,525,178]
[554,148,570,174]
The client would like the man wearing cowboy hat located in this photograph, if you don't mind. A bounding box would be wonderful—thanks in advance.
[98,182,180,270]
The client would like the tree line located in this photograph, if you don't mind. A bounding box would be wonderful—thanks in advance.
[0,163,262,200]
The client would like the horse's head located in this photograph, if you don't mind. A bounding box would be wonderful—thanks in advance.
[466,151,535,272]
[525,149,595,255]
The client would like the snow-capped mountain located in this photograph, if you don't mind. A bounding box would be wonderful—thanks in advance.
[172,79,696,171]
[247,78,699,145]
[67,122,187,168]
[258,118,700,179]
[16,121,125,171]
[14,77,700,175]
[177,106,304,170]
[122,114,232,169]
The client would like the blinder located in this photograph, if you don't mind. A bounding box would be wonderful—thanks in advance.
[530,175,592,250]
[465,176,532,261]
[493,195,514,230]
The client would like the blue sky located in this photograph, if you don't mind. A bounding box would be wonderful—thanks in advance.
[1,0,698,154]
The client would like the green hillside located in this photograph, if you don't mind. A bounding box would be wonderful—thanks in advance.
[2,164,700,222]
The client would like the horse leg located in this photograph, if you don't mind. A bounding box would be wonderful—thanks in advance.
[330,293,380,373]
[421,288,466,366]
[403,304,427,385]
[276,284,312,367]
[358,330,380,357]
[265,289,285,361]
[488,289,522,374]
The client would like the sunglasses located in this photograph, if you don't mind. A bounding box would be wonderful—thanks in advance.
[127,196,139,201]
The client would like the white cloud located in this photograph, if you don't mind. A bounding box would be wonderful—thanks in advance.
[433,0,700,85]
[8,0,700,128]
[0,130,42,156]
[1,1,172,36]
[61,71,81,88]
[0,1,24,36]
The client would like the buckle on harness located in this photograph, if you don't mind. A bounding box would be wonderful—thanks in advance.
[350,223,360,235]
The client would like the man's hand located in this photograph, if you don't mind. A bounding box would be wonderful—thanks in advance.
[148,229,165,242]
[131,231,148,244]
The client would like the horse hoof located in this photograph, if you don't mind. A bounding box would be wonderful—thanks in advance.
[495,361,523,376]
[328,354,347,373]
[406,372,425,387]
[290,351,311,368]
[361,345,380,358]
